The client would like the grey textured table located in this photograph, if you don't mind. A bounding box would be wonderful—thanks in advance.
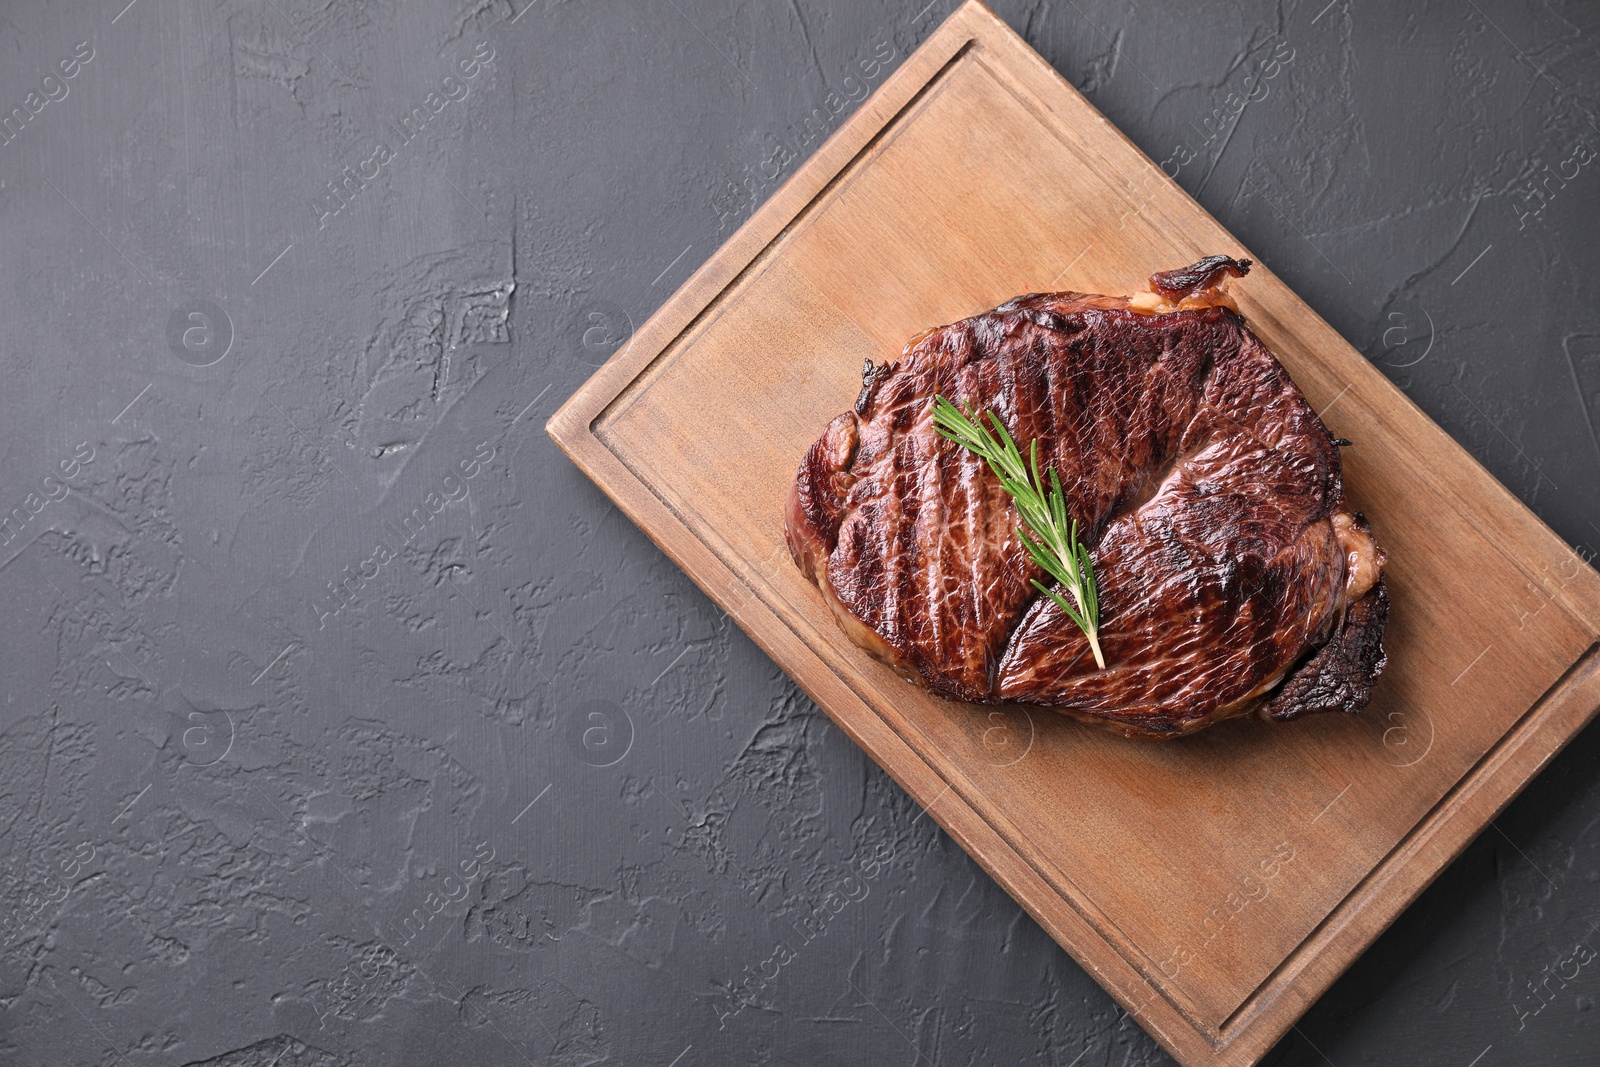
[1,2,1596,1065]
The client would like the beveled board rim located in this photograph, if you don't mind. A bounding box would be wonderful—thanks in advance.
[548,3,1600,1063]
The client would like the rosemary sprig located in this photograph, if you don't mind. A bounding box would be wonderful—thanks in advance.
[930,395,1105,669]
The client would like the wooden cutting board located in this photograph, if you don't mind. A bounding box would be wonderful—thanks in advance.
[548,3,1600,1063]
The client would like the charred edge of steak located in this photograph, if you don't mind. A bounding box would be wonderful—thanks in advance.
[1149,255,1253,301]
[1263,575,1390,722]
[785,412,859,581]
[855,359,893,416]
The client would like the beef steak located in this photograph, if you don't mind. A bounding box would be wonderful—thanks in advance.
[785,256,1388,738]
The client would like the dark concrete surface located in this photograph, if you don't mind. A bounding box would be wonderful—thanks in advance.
[0,1,1596,1064]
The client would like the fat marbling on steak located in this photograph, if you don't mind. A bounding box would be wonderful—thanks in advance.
[784,256,1388,739]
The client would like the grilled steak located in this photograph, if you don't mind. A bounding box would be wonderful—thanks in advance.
[785,256,1388,738]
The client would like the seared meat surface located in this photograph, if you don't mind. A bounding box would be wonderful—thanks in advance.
[786,257,1388,738]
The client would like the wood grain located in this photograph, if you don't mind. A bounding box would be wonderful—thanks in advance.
[548,4,1600,1063]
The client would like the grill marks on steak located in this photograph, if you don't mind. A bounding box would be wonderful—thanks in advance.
[785,260,1389,738]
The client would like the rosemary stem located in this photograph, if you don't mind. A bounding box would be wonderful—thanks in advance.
[1085,626,1106,671]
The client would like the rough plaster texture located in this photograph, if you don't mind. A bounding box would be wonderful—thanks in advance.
[0,1,1596,1065]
